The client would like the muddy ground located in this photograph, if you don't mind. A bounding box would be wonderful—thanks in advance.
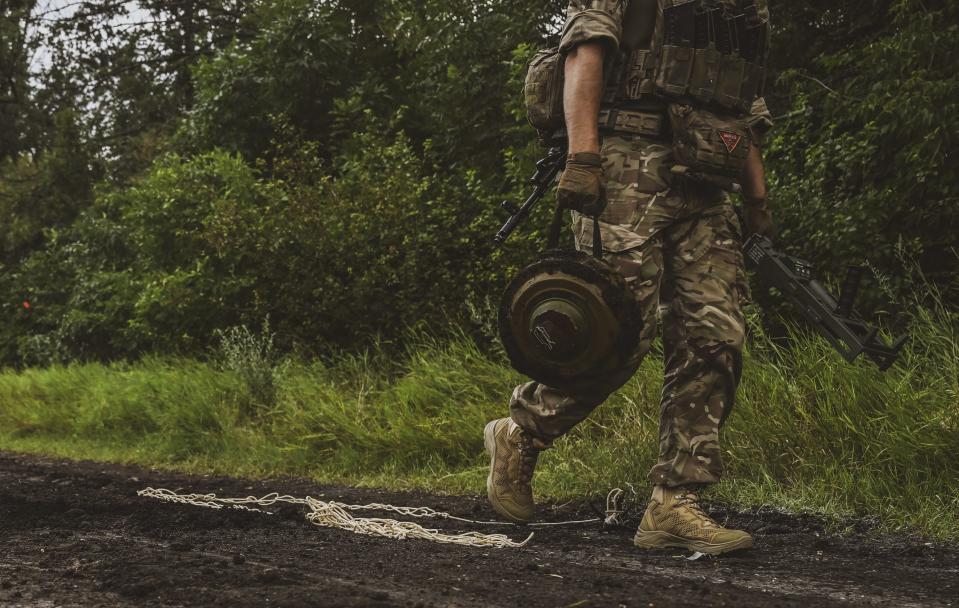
[0,452,956,607]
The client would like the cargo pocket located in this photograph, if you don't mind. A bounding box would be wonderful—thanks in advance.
[572,214,649,254]
[597,198,641,225]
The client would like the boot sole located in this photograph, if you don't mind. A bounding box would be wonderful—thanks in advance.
[633,530,753,555]
[484,420,530,524]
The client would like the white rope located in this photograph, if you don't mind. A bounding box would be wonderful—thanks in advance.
[138,485,638,548]
[605,488,626,525]
[604,483,638,526]
[138,488,533,549]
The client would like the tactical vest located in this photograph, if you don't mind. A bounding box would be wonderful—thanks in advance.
[608,0,770,115]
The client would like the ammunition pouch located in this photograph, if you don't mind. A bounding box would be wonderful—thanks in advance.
[667,102,752,182]
[617,0,769,114]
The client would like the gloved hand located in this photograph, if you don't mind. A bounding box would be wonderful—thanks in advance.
[557,152,607,217]
[743,196,776,239]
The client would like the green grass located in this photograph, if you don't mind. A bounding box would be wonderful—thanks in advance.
[1,304,958,541]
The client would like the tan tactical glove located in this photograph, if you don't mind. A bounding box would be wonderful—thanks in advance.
[743,196,776,239]
[557,152,607,217]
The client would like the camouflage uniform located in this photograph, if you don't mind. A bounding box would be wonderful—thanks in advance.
[509,0,772,488]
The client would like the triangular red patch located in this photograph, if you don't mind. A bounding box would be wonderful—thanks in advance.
[719,130,743,154]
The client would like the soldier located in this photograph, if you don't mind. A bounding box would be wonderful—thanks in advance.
[485,0,775,554]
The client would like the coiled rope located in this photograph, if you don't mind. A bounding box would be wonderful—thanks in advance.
[137,485,636,549]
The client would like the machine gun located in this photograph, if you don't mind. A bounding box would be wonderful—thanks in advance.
[743,235,907,370]
[495,147,566,244]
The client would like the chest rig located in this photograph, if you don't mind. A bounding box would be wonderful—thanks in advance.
[608,0,770,114]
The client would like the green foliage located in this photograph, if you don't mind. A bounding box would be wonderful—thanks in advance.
[2,302,958,540]
[214,319,285,414]
[2,0,566,364]
[767,0,959,303]
[0,0,38,161]
[1,117,552,362]
[0,109,95,263]
[2,150,266,362]
[186,0,362,158]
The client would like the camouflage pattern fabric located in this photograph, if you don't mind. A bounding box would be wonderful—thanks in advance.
[559,0,629,54]
[508,135,749,487]
[558,0,774,140]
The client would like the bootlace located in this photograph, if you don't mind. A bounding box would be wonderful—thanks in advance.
[674,491,719,528]
[515,442,539,484]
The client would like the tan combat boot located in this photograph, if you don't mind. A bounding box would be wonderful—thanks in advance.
[633,485,753,555]
[484,418,544,523]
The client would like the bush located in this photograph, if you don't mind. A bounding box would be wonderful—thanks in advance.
[766,0,959,306]
[3,118,552,364]
[215,319,285,414]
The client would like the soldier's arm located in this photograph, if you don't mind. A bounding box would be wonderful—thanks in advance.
[743,97,774,203]
[564,44,606,154]
[741,143,767,203]
[740,97,775,237]
[558,1,627,154]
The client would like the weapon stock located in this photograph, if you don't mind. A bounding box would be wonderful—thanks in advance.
[744,234,907,370]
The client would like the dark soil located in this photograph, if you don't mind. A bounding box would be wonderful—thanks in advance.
[0,452,956,607]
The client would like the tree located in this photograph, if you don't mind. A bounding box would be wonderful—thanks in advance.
[0,0,38,160]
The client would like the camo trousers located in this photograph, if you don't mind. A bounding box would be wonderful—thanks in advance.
[509,134,749,488]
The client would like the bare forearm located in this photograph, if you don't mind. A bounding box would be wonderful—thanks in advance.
[740,142,775,237]
[741,143,767,202]
[563,42,606,155]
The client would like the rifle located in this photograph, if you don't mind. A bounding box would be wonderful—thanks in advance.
[743,235,907,370]
[495,147,566,244]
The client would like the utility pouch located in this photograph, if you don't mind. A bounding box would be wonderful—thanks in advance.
[655,45,696,97]
[524,47,565,135]
[714,53,750,113]
[688,45,722,104]
[654,0,697,98]
[668,102,752,180]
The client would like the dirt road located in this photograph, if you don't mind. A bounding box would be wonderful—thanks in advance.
[0,451,955,607]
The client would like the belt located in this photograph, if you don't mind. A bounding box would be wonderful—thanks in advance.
[598,109,667,138]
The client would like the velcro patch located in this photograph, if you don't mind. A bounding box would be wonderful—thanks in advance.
[719,130,743,154]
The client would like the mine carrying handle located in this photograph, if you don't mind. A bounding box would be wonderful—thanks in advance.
[743,234,908,371]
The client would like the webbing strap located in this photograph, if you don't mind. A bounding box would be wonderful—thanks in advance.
[598,109,666,137]
[547,201,604,261]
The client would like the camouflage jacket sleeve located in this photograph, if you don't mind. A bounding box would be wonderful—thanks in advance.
[558,0,628,54]
[746,97,774,143]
